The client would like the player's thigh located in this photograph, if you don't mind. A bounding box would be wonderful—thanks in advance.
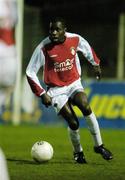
[59,102,79,130]
[72,91,90,110]
[72,91,92,116]
[72,92,88,105]
[59,101,79,122]
[59,102,73,117]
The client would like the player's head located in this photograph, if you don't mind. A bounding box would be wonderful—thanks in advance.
[49,17,67,44]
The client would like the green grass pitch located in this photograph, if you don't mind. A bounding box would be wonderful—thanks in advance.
[0,125,125,180]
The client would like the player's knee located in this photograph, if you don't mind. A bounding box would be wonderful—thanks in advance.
[69,120,79,130]
[81,102,92,116]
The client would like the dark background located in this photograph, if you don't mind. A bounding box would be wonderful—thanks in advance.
[23,0,125,78]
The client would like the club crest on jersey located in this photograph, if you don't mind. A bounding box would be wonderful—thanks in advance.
[70,47,75,55]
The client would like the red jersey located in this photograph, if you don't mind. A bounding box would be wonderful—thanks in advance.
[43,36,80,87]
[26,32,100,97]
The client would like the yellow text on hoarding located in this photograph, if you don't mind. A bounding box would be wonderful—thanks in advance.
[74,95,125,119]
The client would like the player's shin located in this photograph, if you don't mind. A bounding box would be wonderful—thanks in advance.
[67,127,83,153]
[84,112,103,146]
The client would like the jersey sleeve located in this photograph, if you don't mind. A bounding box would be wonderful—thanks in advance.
[77,35,100,66]
[26,44,46,97]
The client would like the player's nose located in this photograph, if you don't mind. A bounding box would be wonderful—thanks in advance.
[52,30,57,35]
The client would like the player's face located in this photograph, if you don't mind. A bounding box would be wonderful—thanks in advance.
[49,21,66,44]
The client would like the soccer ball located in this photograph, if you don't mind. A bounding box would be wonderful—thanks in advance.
[31,141,54,163]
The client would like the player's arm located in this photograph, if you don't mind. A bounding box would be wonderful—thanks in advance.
[26,45,52,107]
[77,35,101,80]
[26,45,46,96]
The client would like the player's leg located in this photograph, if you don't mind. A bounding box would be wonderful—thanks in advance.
[71,91,113,160]
[59,101,79,130]
[71,91,102,146]
[59,102,87,164]
[47,88,86,164]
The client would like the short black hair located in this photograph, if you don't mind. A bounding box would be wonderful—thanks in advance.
[49,17,66,28]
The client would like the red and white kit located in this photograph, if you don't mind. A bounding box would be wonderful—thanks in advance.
[26,32,100,111]
[0,0,17,86]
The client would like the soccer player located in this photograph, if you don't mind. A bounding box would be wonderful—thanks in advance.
[0,0,17,115]
[26,17,113,164]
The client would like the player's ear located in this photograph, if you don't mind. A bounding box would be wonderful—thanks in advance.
[64,27,67,32]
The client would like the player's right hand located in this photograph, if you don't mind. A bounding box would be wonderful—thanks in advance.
[41,93,52,107]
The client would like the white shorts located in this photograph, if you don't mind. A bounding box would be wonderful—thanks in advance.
[0,43,17,87]
[47,78,84,113]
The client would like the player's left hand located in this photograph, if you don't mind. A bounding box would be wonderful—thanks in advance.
[41,93,52,107]
[93,65,101,80]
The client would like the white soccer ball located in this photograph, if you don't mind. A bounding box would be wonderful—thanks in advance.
[31,141,54,163]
